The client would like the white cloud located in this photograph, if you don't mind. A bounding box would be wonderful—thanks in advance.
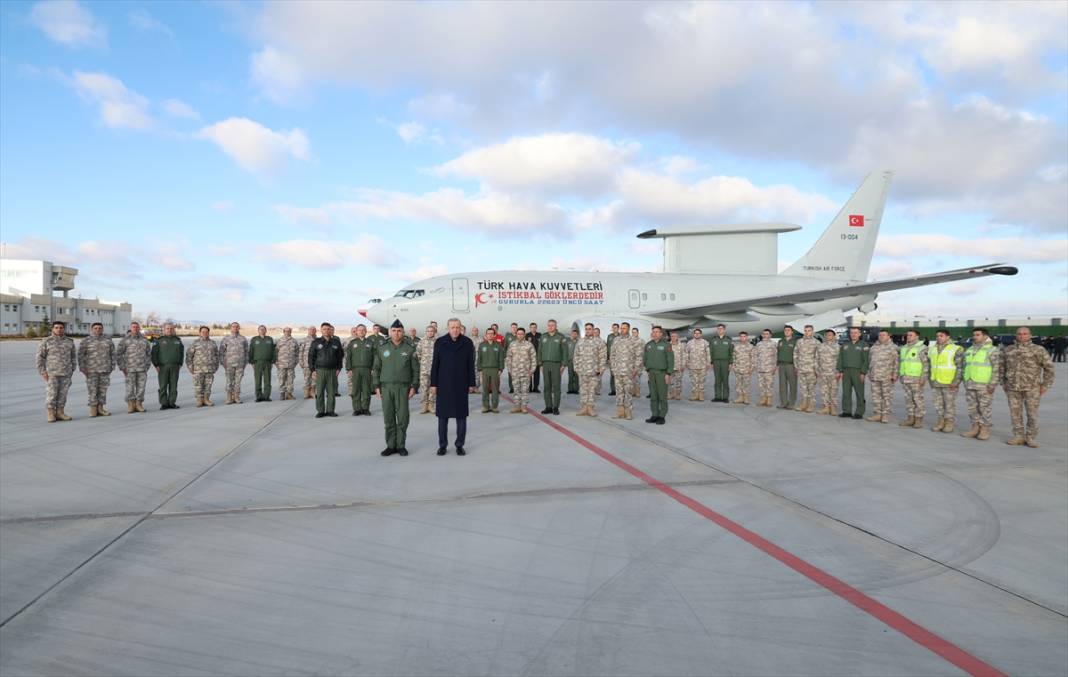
[29,1,106,49]
[436,133,639,196]
[128,9,173,37]
[71,71,152,130]
[396,121,426,144]
[876,235,1068,263]
[407,92,474,120]
[0,236,74,261]
[250,46,306,103]
[211,201,233,212]
[160,98,200,120]
[258,236,402,270]
[197,117,309,175]
[152,244,195,272]
[394,264,448,282]
[273,204,330,226]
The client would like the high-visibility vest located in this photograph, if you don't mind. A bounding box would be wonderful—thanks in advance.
[964,344,995,384]
[930,344,960,385]
[899,343,924,378]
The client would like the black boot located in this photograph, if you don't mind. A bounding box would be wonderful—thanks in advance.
[456,447,465,456]
[437,447,447,456]
[645,416,657,423]
[380,448,395,456]
[541,407,552,414]
[397,448,409,456]
[655,417,665,425]
[552,408,560,415]
[315,412,325,418]
[838,412,851,418]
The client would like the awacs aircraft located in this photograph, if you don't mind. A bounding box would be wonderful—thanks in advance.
[363,171,1017,337]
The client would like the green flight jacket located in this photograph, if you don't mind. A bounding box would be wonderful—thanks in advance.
[537,331,567,364]
[345,337,376,370]
[476,341,504,370]
[372,340,419,389]
[150,335,184,367]
[249,335,275,363]
[777,335,798,364]
[644,338,674,372]
[837,340,870,373]
[709,336,734,361]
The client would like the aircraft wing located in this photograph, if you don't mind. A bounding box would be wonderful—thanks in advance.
[651,264,1018,321]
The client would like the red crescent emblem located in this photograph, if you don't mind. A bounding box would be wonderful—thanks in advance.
[475,292,486,307]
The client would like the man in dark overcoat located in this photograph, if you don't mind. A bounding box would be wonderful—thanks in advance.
[430,317,476,455]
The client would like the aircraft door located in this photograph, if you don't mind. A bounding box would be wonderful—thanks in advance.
[452,278,470,312]
[628,289,640,309]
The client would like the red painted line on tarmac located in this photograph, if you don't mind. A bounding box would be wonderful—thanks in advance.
[519,404,1007,677]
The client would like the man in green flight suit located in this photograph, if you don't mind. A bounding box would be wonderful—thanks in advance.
[777,324,799,409]
[643,325,674,424]
[345,324,376,416]
[709,323,734,403]
[476,327,504,413]
[537,319,567,415]
[151,322,185,410]
[374,319,419,457]
[249,324,275,402]
[837,326,870,419]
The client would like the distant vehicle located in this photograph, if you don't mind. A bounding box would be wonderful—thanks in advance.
[142,326,162,341]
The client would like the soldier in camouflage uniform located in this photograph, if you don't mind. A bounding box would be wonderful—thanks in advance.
[298,326,318,399]
[865,330,900,423]
[628,327,643,397]
[667,332,687,400]
[731,332,754,405]
[814,330,840,414]
[1000,326,1055,447]
[37,321,77,421]
[686,328,711,401]
[417,325,437,413]
[793,324,820,412]
[220,322,249,404]
[506,327,537,413]
[185,325,220,406]
[116,321,152,413]
[78,321,115,417]
[897,330,929,428]
[754,329,777,407]
[960,328,1000,441]
[928,330,963,433]
[274,326,300,400]
[609,322,638,418]
[574,323,607,416]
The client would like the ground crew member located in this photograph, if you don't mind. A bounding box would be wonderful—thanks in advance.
[116,321,151,413]
[506,327,537,413]
[477,327,504,413]
[78,321,115,417]
[274,327,299,400]
[754,329,777,407]
[345,324,376,415]
[607,323,620,396]
[685,328,710,401]
[837,326,869,418]
[574,323,607,416]
[220,322,249,404]
[866,330,899,423]
[565,328,580,394]
[249,325,275,402]
[417,324,437,414]
[928,330,963,433]
[151,322,185,409]
[898,330,929,428]
[298,326,317,399]
[816,329,840,414]
[643,325,673,424]
[186,325,219,407]
[308,322,343,418]
[374,320,419,456]
[667,332,686,400]
[777,325,799,409]
[1000,326,1055,447]
[37,320,77,421]
[709,324,733,402]
[537,319,566,415]
[609,322,637,419]
[793,325,820,412]
[961,328,1000,441]
[732,331,754,405]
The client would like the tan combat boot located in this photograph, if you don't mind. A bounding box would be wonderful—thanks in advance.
[196,397,205,408]
[56,408,72,421]
[420,403,430,414]
[960,424,979,438]
[816,405,830,415]
[931,418,945,432]
[89,405,99,418]
[304,387,312,399]
[976,425,990,441]
[135,401,146,412]
[941,421,955,434]
[899,416,914,427]
[1025,438,1040,448]
[97,405,110,416]
[1006,436,1025,446]
[912,417,924,428]
[614,406,625,419]
[732,395,744,404]
[127,401,136,413]
[624,407,634,420]
[880,414,891,424]
[46,407,56,422]
[865,413,882,422]
[698,394,705,402]
[204,397,214,407]
[510,406,522,413]
[226,393,234,405]
[588,406,598,417]
[575,405,588,416]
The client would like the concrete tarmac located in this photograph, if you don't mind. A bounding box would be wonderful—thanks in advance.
[1,339,1065,675]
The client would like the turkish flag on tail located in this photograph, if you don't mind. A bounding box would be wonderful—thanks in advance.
[848,214,864,227]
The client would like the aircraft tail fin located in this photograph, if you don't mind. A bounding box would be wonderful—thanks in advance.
[782,170,893,282]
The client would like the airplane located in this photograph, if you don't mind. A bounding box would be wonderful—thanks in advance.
[362,171,1017,338]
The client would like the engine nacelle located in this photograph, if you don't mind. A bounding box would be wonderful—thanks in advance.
[857,302,878,313]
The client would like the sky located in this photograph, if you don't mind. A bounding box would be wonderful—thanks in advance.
[0,0,1066,325]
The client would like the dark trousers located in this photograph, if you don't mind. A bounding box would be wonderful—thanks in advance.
[541,362,562,408]
[712,360,730,400]
[610,373,616,393]
[567,365,579,393]
[438,416,467,449]
[778,363,797,407]
[157,364,179,406]
[253,360,272,399]
[315,369,338,414]
[532,364,540,391]
[840,368,865,416]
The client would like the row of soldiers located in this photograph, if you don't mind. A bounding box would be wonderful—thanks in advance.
[35,318,1055,446]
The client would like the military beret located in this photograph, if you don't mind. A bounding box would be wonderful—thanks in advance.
[390,319,404,329]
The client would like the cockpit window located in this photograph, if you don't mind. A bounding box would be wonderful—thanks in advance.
[393,289,425,299]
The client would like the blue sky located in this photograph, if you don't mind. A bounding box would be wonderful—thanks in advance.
[1,1,1065,324]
